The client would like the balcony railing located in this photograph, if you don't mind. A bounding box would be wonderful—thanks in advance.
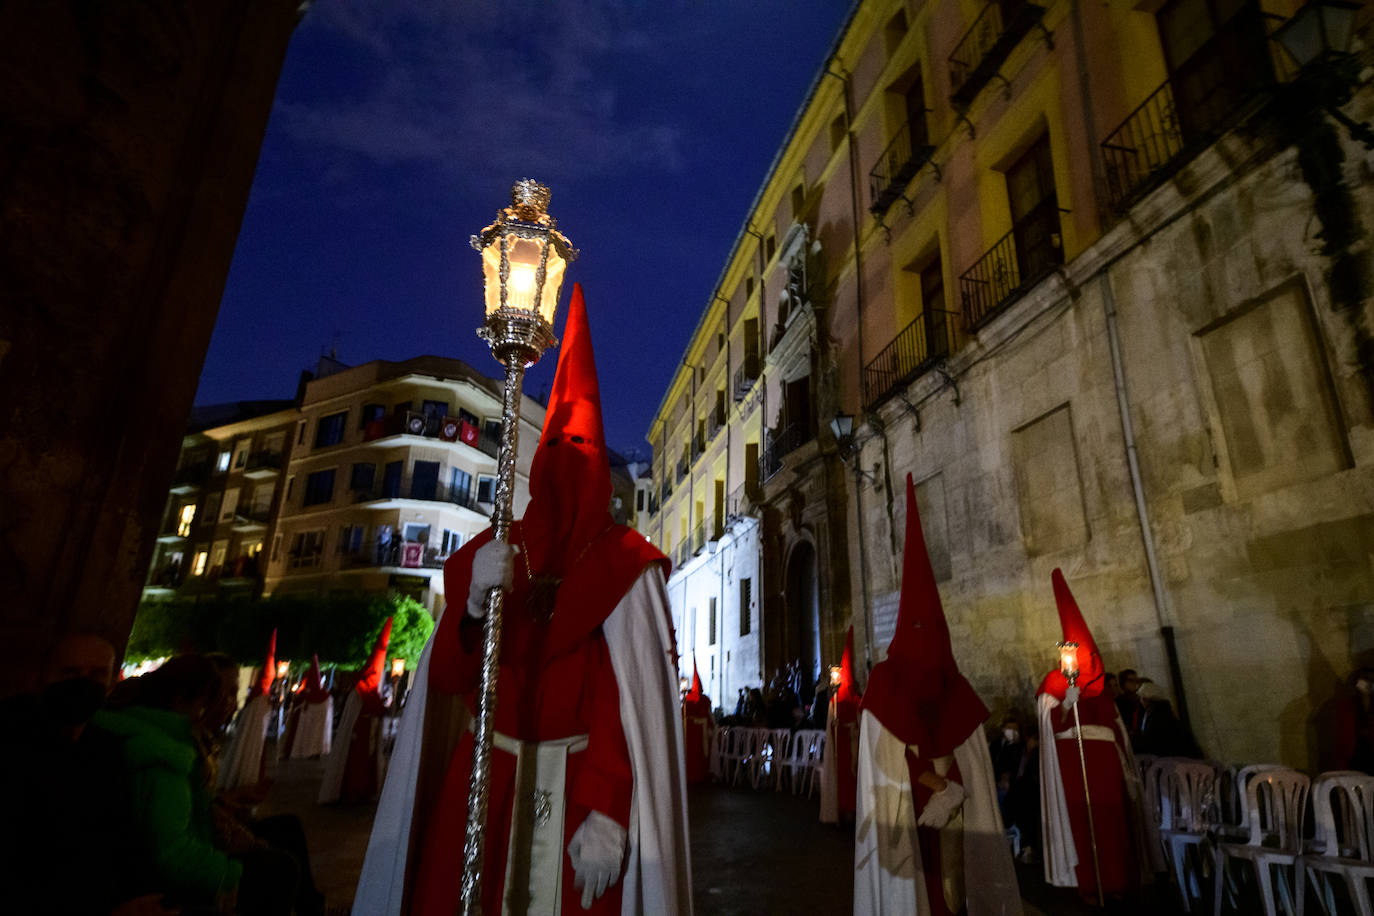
[693,522,706,554]
[676,459,689,484]
[343,543,449,571]
[948,0,1046,109]
[1100,16,1273,211]
[244,450,282,474]
[761,422,812,482]
[352,477,482,511]
[363,414,500,457]
[869,119,936,215]
[733,358,760,401]
[677,542,690,568]
[863,309,961,408]
[692,429,705,457]
[232,506,273,528]
[959,212,1061,328]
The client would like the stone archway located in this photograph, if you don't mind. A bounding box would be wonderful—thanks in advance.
[784,539,821,696]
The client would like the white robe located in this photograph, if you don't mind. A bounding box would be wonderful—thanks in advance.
[290,696,333,759]
[352,567,694,915]
[218,694,270,791]
[318,690,384,804]
[854,710,1022,916]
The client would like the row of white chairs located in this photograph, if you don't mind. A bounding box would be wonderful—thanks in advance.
[709,727,827,795]
[1138,755,1374,916]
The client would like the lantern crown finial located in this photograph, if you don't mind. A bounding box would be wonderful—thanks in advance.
[511,179,552,220]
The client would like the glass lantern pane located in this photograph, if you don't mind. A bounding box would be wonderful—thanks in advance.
[538,250,567,326]
[1322,3,1358,55]
[482,244,503,317]
[505,235,544,315]
[1278,8,1324,67]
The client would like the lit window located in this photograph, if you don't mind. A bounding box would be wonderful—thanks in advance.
[192,551,208,576]
[216,450,231,472]
[177,504,196,537]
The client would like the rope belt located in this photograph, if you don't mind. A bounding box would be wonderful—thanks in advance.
[1054,724,1116,742]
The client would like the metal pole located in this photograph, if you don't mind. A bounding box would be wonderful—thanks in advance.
[1071,700,1105,908]
[852,461,875,673]
[460,359,525,916]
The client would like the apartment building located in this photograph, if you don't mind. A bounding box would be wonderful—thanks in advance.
[262,356,544,619]
[146,401,300,600]
[647,0,1374,764]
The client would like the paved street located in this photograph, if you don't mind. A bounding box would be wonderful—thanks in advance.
[262,750,1192,915]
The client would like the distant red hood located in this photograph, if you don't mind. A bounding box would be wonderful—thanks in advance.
[248,628,277,699]
[355,617,392,697]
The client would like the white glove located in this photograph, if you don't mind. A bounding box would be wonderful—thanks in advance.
[1062,685,1080,711]
[567,810,626,910]
[466,541,517,618]
[917,780,966,829]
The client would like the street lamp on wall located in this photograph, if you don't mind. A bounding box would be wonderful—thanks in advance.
[1272,0,1374,148]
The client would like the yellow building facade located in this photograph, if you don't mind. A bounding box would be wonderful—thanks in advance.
[648,0,1374,766]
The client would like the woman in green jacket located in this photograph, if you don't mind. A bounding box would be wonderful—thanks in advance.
[95,655,297,915]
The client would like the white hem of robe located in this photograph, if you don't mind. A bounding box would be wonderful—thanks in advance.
[291,697,333,759]
[854,710,1022,916]
[218,694,270,791]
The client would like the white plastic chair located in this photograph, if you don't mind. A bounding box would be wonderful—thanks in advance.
[720,727,745,785]
[807,730,828,799]
[708,726,728,783]
[1144,758,1175,875]
[733,728,766,789]
[1296,771,1374,916]
[783,729,814,795]
[1214,768,1311,916]
[770,729,794,791]
[1160,759,1219,912]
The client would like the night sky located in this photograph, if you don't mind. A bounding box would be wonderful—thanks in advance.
[196,1,854,456]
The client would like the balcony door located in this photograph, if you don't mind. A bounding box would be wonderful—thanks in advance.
[1158,0,1272,143]
[382,461,403,499]
[1006,134,1062,287]
[412,461,439,500]
[921,256,951,362]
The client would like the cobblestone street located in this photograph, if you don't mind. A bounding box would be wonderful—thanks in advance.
[263,751,1191,915]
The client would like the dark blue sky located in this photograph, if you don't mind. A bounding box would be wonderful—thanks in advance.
[197,1,853,456]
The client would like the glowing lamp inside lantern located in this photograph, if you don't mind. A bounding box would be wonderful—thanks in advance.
[276,661,289,679]
[1057,641,1080,682]
[829,665,842,687]
[391,658,406,679]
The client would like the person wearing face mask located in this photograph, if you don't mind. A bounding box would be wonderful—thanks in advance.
[854,475,1021,915]
[353,286,692,916]
[0,633,182,915]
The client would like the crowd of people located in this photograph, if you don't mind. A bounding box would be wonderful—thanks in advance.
[0,636,329,915]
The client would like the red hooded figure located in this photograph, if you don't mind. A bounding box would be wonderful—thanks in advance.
[380,284,692,916]
[854,474,1020,915]
[1036,569,1141,902]
[247,628,277,700]
[319,617,392,804]
[217,628,277,792]
[682,657,712,785]
[820,627,860,823]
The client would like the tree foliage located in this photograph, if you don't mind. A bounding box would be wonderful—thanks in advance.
[127,592,435,671]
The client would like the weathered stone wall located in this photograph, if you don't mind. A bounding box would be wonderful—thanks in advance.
[0,1,300,693]
[850,98,1374,771]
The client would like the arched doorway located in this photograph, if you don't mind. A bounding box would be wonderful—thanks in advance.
[785,540,821,702]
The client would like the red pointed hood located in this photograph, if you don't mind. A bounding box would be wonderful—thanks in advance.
[1038,569,1107,699]
[836,627,861,705]
[521,284,613,576]
[304,653,330,704]
[861,474,988,752]
[249,628,277,698]
[355,617,392,697]
[687,657,704,703]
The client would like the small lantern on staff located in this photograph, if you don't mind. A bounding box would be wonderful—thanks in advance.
[829,665,843,687]
[1057,640,1080,685]
[1054,637,1102,905]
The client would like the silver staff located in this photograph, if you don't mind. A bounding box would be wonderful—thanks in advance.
[1057,640,1104,907]
[462,180,576,915]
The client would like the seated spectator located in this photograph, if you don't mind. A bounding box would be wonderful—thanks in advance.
[0,632,177,915]
[1328,667,1374,774]
[94,655,300,915]
[1134,681,1201,758]
[1116,668,1145,742]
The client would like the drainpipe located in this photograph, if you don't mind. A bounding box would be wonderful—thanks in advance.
[826,63,874,672]
[1099,273,1190,727]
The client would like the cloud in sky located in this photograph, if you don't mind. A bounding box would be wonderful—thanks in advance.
[279,0,696,184]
